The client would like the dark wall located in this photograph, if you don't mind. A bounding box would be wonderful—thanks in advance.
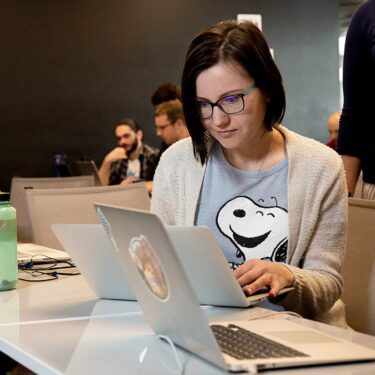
[1,0,340,191]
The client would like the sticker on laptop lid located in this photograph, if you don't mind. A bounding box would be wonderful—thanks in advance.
[128,235,169,301]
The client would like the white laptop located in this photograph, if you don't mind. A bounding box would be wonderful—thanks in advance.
[17,243,71,264]
[166,225,293,306]
[76,160,102,186]
[95,204,375,373]
[52,224,136,300]
[51,223,290,306]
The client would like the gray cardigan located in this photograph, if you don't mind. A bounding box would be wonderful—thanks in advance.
[151,126,348,328]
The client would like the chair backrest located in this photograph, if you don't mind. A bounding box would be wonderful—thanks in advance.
[25,182,151,250]
[342,197,375,335]
[353,171,364,198]
[10,175,95,242]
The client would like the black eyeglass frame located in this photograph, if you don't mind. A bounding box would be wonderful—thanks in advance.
[197,82,257,119]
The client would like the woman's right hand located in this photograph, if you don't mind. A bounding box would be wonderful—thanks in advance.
[234,259,295,298]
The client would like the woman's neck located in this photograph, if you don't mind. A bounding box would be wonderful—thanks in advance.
[222,127,285,172]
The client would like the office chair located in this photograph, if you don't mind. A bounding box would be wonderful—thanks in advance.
[10,175,95,242]
[342,197,375,335]
[353,171,364,198]
[25,182,150,250]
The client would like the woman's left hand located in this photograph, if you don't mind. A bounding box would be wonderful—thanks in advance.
[233,259,295,298]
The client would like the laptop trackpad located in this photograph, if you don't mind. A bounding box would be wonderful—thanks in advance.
[268,330,340,344]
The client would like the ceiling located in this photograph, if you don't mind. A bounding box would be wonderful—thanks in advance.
[339,0,366,35]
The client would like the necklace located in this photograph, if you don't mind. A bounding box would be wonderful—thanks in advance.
[222,130,273,172]
[257,131,273,173]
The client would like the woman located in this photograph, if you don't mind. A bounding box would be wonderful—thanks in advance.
[151,21,348,327]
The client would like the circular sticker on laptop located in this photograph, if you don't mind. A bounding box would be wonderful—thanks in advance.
[128,235,169,301]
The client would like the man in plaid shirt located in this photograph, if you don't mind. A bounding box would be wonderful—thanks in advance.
[99,118,159,191]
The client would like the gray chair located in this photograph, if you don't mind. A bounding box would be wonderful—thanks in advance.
[10,175,95,242]
[353,171,364,198]
[25,182,150,250]
[342,197,375,335]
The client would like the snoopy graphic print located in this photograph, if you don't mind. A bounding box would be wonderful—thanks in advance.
[216,196,288,269]
[196,141,289,269]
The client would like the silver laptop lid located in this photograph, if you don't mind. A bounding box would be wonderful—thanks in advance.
[166,225,267,307]
[95,203,228,371]
[51,223,136,300]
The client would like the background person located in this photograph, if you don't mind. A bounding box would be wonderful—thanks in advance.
[337,0,375,199]
[151,82,182,155]
[155,99,189,146]
[326,111,341,150]
[151,82,181,106]
[151,20,348,328]
[99,118,159,190]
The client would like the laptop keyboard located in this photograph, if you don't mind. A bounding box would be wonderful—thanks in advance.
[211,324,308,360]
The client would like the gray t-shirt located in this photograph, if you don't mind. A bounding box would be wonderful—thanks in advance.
[196,142,288,269]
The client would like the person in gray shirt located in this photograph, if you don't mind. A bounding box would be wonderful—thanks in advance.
[152,20,347,327]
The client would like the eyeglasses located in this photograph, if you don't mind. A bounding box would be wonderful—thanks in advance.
[197,82,257,119]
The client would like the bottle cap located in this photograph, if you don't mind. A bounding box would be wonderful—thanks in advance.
[0,192,10,202]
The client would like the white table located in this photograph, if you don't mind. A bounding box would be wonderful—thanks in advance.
[1,276,375,374]
[0,275,142,325]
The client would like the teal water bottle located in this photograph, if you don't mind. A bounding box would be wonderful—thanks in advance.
[0,192,18,291]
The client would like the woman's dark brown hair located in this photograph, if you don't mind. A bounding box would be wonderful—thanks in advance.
[181,20,285,164]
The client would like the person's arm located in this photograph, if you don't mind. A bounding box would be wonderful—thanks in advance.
[98,159,112,186]
[234,142,347,324]
[280,158,347,320]
[341,155,361,196]
[119,177,153,194]
[234,260,295,298]
[151,138,202,226]
[145,180,153,193]
[98,147,126,186]
[336,5,367,185]
[151,159,176,224]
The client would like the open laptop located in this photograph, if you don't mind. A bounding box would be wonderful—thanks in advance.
[96,203,375,373]
[76,160,102,186]
[17,243,71,264]
[52,224,136,300]
[51,223,290,306]
[166,225,293,306]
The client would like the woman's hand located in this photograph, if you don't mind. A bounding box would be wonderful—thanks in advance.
[234,259,295,298]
